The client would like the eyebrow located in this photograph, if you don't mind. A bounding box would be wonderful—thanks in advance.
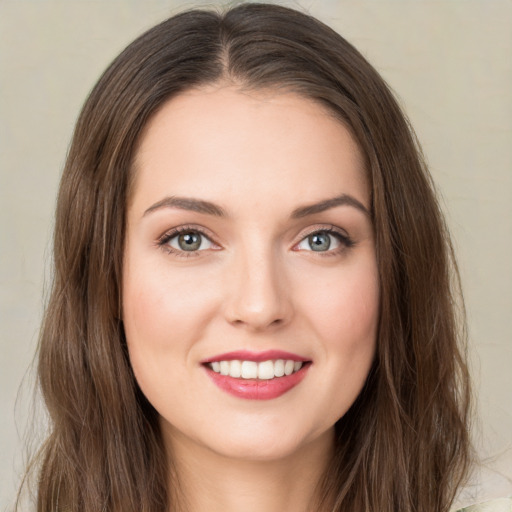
[143,193,370,219]
[143,196,226,217]
[290,194,370,219]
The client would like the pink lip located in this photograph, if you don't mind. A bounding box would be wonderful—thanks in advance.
[204,366,309,400]
[201,350,308,364]
[201,350,312,400]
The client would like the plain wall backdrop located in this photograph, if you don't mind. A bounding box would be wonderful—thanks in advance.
[1,0,511,509]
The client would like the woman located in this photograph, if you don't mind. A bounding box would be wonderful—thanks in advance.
[22,3,480,511]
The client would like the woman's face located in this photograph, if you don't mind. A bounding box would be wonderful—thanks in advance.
[123,86,379,461]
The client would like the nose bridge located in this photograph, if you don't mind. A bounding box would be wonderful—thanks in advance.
[224,234,290,330]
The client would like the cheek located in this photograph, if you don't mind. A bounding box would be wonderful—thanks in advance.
[306,261,379,348]
[121,257,227,399]
[121,267,202,409]
[299,257,379,409]
[123,260,217,346]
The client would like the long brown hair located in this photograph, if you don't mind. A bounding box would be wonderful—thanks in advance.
[24,3,471,511]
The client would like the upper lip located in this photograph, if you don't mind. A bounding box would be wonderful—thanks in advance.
[201,350,310,364]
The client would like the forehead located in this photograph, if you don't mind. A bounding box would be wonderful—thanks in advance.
[130,86,368,215]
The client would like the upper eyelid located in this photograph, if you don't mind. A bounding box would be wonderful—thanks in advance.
[158,223,347,235]
[158,224,215,243]
[296,224,350,240]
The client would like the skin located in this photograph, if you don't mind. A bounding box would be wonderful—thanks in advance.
[123,85,379,512]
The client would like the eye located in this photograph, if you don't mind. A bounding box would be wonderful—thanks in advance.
[295,228,353,253]
[159,228,216,255]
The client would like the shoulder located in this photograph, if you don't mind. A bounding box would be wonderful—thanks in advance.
[455,497,512,511]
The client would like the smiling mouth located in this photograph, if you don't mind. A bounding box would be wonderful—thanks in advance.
[202,356,312,400]
[206,359,307,380]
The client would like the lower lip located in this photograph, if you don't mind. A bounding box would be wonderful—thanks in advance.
[203,364,310,400]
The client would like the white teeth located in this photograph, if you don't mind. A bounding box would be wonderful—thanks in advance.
[274,359,285,377]
[241,361,258,379]
[229,360,241,378]
[220,361,230,376]
[208,359,305,379]
[258,360,274,380]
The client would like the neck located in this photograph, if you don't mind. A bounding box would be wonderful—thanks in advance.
[164,427,334,512]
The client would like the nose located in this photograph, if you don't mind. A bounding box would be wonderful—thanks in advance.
[223,246,292,332]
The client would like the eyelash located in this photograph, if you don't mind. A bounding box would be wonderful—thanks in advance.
[297,226,355,257]
[156,224,354,258]
[157,225,215,258]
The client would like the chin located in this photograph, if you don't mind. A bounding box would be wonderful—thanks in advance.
[193,419,333,463]
[213,436,298,462]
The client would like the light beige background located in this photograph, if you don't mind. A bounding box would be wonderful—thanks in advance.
[1,0,511,509]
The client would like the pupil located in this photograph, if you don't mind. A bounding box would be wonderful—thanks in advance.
[309,233,330,251]
[178,232,201,251]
